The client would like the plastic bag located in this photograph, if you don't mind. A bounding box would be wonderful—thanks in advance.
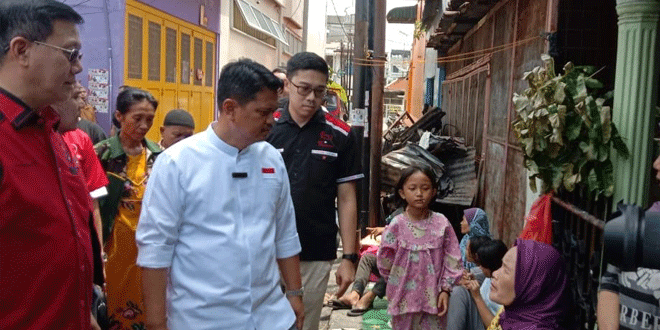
[519,193,553,244]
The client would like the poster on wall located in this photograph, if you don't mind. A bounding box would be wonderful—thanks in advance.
[88,69,109,113]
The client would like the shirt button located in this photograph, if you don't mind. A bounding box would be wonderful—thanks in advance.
[81,265,85,271]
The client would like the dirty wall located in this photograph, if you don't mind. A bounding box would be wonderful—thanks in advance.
[441,0,551,246]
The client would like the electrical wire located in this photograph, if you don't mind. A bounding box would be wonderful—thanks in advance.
[433,35,542,61]
[329,0,351,41]
[290,0,303,20]
[64,0,94,7]
[350,34,544,67]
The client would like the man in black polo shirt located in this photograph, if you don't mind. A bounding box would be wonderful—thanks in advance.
[267,52,363,330]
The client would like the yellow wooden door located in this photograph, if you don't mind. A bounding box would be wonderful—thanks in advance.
[125,0,216,143]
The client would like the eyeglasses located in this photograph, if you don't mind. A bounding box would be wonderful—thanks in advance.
[289,81,327,98]
[33,41,82,63]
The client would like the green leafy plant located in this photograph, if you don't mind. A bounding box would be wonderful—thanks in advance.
[512,54,629,197]
[413,20,426,40]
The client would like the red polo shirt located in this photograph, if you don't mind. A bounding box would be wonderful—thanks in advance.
[63,128,109,194]
[0,88,94,329]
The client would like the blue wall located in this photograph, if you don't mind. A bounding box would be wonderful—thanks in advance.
[71,0,220,133]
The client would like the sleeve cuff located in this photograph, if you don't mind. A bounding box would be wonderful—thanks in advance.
[276,234,302,259]
[337,173,364,183]
[136,243,175,268]
[90,186,108,199]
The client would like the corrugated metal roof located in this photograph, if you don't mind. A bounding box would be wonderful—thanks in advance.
[387,5,417,24]
[436,147,477,206]
[426,0,502,53]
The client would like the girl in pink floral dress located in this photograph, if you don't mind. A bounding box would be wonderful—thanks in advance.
[377,165,463,329]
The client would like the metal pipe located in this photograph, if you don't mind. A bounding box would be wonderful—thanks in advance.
[368,0,386,227]
[551,196,605,230]
[103,0,113,130]
[353,0,369,233]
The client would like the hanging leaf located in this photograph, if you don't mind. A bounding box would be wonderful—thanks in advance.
[512,54,628,196]
[553,81,567,104]
[513,93,530,113]
[574,76,588,104]
[563,169,581,191]
[542,54,556,78]
[577,65,597,76]
[585,77,604,89]
[551,168,563,190]
[587,168,599,192]
[579,141,597,160]
[523,137,534,156]
[601,161,615,196]
[563,61,574,75]
[611,126,630,159]
[597,144,609,162]
[529,175,538,193]
[526,159,539,173]
[600,106,612,143]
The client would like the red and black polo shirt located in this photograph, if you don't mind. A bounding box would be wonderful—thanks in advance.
[267,106,363,261]
[0,87,95,329]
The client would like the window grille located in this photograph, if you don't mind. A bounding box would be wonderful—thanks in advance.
[205,41,214,87]
[194,38,203,86]
[181,33,190,84]
[148,21,161,81]
[165,27,177,83]
[128,14,143,79]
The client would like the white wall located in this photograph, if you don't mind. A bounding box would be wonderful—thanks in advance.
[220,0,280,69]
[305,0,327,56]
[285,0,304,28]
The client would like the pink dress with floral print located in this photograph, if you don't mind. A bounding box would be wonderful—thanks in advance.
[377,212,463,325]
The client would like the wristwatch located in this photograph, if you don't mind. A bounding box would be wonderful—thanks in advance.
[342,253,359,264]
[286,287,304,297]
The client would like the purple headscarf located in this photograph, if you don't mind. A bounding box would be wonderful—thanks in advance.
[499,239,570,330]
[463,208,478,224]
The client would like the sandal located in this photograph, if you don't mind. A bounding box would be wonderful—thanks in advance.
[346,306,371,316]
[329,298,352,310]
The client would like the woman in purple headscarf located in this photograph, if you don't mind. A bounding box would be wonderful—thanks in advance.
[486,239,571,330]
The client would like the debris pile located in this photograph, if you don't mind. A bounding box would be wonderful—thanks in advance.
[381,108,477,206]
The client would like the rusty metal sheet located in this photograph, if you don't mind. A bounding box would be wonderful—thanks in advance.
[380,143,450,193]
[502,149,527,246]
[484,141,505,239]
[436,147,478,206]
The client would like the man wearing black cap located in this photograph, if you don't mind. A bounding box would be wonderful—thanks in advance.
[159,109,195,149]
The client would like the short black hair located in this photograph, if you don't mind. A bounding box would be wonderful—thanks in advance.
[395,164,438,207]
[475,239,508,272]
[468,236,492,264]
[0,0,83,61]
[216,58,283,108]
[286,52,329,81]
[116,88,158,114]
[112,112,121,129]
[272,67,286,74]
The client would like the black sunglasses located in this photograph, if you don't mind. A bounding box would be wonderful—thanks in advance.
[33,41,82,63]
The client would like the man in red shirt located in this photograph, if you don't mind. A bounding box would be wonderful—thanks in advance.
[53,83,109,250]
[0,1,100,329]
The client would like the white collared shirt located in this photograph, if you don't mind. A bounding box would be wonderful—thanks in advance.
[136,124,301,330]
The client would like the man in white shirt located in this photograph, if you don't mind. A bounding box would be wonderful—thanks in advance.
[136,59,304,330]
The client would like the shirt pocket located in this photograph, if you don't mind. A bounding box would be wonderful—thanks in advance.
[310,149,338,186]
[255,175,281,214]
